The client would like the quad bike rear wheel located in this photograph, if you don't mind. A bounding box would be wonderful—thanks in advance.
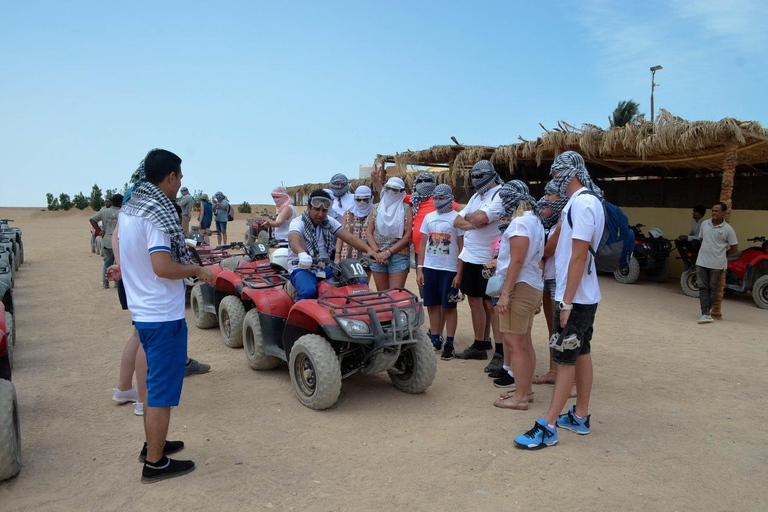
[752,275,768,310]
[646,259,670,283]
[388,330,437,394]
[191,283,218,329]
[0,380,22,481]
[614,256,640,284]
[288,334,341,410]
[4,312,14,347]
[218,295,245,348]
[680,269,700,298]
[243,309,280,370]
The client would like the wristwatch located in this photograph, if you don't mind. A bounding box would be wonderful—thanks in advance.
[558,301,573,311]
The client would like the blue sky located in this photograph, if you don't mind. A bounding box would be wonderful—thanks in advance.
[1,0,766,207]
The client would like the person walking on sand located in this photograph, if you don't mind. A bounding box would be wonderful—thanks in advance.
[90,194,122,289]
[212,191,230,245]
[694,202,738,323]
[514,151,604,450]
[119,148,214,482]
[177,187,194,236]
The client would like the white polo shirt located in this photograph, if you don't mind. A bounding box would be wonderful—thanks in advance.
[496,211,545,290]
[696,219,738,270]
[458,185,506,265]
[118,212,186,322]
[555,188,605,305]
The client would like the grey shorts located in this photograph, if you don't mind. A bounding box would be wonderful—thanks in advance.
[552,303,598,365]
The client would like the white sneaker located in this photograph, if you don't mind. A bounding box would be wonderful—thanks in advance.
[698,315,714,324]
[134,402,144,416]
[112,387,139,403]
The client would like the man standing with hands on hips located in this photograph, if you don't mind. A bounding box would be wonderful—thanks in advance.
[119,149,214,482]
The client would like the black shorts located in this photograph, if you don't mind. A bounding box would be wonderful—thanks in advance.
[460,261,490,300]
[552,303,598,365]
[422,268,458,309]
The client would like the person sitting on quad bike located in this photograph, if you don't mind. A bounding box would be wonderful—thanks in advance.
[675,204,706,269]
[287,189,378,300]
[262,186,297,247]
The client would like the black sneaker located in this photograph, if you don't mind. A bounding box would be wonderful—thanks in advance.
[454,345,489,360]
[488,367,508,379]
[478,339,493,350]
[484,352,503,373]
[139,440,186,463]
[141,457,196,484]
[441,344,455,360]
[493,373,516,388]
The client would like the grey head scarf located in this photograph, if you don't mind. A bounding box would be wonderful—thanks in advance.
[411,172,436,215]
[470,160,502,195]
[329,173,349,198]
[549,151,603,199]
[432,184,454,214]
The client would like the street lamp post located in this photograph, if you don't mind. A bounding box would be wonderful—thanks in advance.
[650,65,663,124]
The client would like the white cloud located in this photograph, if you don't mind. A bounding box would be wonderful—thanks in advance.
[670,0,768,51]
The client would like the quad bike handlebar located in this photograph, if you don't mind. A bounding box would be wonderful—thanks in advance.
[747,236,766,243]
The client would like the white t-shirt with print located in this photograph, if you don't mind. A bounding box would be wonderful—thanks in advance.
[496,211,545,290]
[420,210,465,272]
[458,185,506,265]
[118,212,186,322]
[286,216,342,273]
[554,188,605,305]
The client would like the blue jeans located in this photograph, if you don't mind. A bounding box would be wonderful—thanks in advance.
[102,247,115,286]
[290,268,332,300]
[696,265,722,315]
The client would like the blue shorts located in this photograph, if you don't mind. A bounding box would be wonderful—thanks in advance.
[370,253,410,274]
[215,220,228,233]
[135,319,188,407]
[543,278,557,299]
[422,267,458,309]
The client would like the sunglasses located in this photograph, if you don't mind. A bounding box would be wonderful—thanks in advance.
[355,197,370,203]
[309,197,332,209]
[384,186,403,193]
[414,178,434,184]
[433,196,450,201]
[331,181,346,187]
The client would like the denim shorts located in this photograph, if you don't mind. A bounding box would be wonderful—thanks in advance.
[215,220,228,233]
[543,279,557,299]
[552,303,598,365]
[370,253,410,274]
[135,319,188,407]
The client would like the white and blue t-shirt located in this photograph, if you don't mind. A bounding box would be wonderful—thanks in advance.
[286,216,342,273]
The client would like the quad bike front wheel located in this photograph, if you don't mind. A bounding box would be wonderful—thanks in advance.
[388,330,437,394]
[4,312,14,347]
[288,334,341,410]
[243,309,280,370]
[614,256,640,284]
[680,269,700,298]
[191,283,217,329]
[752,275,768,310]
[218,296,246,348]
[0,380,22,481]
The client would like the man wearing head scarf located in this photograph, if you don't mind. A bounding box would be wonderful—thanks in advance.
[327,173,355,222]
[177,187,194,236]
[514,151,605,451]
[262,186,297,247]
[451,160,506,361]
[212,191,231,245]
[118,149,214,481]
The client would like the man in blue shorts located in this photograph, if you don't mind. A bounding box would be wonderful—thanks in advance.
[120,149,214,482]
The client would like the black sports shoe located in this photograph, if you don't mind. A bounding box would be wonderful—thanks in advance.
[441,344,455,360]
[488,367,508,379]
[139,440,186,463]
[141,457,196,484]
[477,339,493,350]
[484,352,503,373]
[454,345,489,360]
[493,373,516,388]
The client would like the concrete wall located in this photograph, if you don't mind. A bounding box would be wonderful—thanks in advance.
[623,207,768,278]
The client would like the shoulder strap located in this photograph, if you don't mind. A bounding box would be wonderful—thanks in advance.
[565,190,599,273]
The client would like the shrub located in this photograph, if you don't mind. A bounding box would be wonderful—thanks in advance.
[237,201,252,214]
[46,193,59,211]
[90,184,104,211]
[59,193,73,211]
[73,192,90,210]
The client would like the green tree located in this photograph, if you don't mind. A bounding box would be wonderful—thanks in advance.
[73,192,90,210]
[609,100,644,127]
[46,193,59,211]
[192,189,203,211]
[237,201,252,214]
[90,184,104,211]
[105,188,117,202]
[59,193,73,211]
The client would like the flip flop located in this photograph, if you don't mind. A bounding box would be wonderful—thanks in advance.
[532,373,557,385]
[497,391,534,402]
[493,395,529,410]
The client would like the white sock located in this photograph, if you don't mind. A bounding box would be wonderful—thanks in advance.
[502,365,510,371]
[507,370,515,378]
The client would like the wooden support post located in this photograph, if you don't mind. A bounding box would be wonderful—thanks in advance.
[710,142,738,319]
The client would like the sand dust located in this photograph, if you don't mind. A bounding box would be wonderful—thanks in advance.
[1,207,766,511]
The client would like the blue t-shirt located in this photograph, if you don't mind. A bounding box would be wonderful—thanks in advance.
[214,200,230,222]
[200,201,213,225]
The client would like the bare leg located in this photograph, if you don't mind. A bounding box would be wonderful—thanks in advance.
[136,341,148,405]
[502,332,513,367]
[216,231,222,245]
[488,300,501,346]
[144,406,171,463]
[118,330,140,391]
[534,293,558,384]
[389,270,409,289]
[222,232,228,244]
[483,303,492,341]
[544,363,577,425]
[509,333,532,402]
[526,331,536,387]
[372,272,390,292]
[444,307,457,338]
[427,306,443,339]
[467,296,487,341]
[573,354,593,418]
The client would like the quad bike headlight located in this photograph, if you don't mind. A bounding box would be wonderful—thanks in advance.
[337,318,371,335]
[394,311,409,328]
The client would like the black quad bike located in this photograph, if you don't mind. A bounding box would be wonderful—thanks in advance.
[614,224,673,284]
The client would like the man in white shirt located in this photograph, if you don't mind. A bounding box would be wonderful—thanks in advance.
[514,151,605,450]
[288,189,376,300]
[694,202,738,323]
[119,149,214,482]
[452,160,506,360]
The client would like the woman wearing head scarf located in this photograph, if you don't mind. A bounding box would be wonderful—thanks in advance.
[335,185,373,277]
[486,180,545,410]
[197,193,213,243]
[262,187,297,247]
[212,191,231,245]
[366,177,413,290]
[327,173,355,221]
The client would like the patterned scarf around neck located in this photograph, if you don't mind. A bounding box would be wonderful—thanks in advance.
[300,210,335,258]
[498,180,535,218]
[537,181,570,230]
[411,172,436,215]
[122,181,191,265]
[433,184,454,214]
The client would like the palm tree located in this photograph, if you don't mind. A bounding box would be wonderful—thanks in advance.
[609,100,644,127]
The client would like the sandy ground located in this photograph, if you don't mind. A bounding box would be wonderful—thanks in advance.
[1,206,767,512]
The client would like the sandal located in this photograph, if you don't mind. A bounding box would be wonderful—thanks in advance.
[497,391,534,403]
[532,372,557,385]
[493,395,529,410]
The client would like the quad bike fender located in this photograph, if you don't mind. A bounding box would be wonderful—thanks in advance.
[215,270,243,296]
[198,282,217,315]
[242,287,292,318]
[282,300,335,359]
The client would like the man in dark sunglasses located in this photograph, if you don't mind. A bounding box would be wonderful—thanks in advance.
[326,173,355,222]
[286,189,376,300]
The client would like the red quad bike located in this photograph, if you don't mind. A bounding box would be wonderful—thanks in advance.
[239,256,437,410]
[244,212,277,249]
[0,302,22,481]
[679,236,768,309]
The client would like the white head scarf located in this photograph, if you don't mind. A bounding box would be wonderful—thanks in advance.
[376,177,406,238]
[349,185,373,218]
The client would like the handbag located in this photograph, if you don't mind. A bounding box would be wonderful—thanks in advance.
[485,274,506,297]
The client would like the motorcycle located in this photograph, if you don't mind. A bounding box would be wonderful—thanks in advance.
[614,224,672,284]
